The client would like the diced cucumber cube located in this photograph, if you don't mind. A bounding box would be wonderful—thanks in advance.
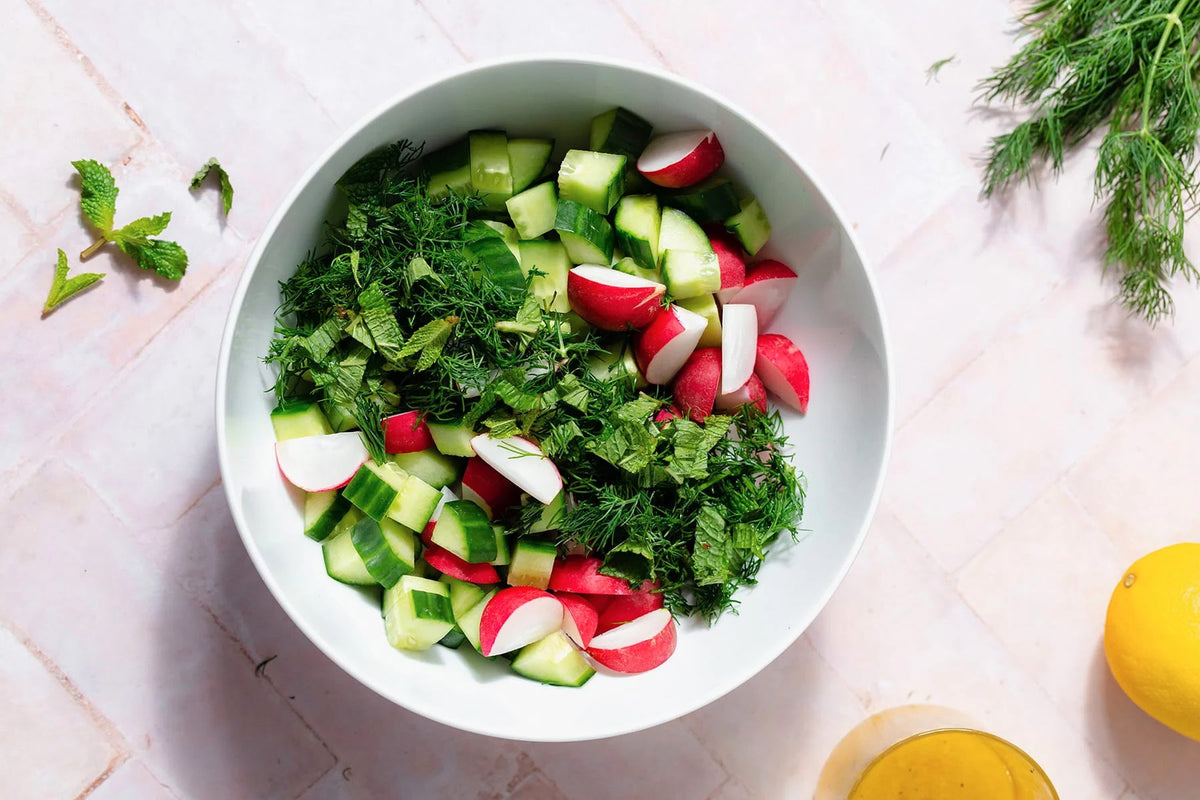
[661,250,721,299]
[440,575,489,621]
[322,519,374,586]
[424,138,472,203]
[614,194,660,271]
[465,230,525,293]
[586,344,647,388]
[491,525,512,567]
[528,492,566,534]
[303,490,352,542]
[677,293,722,347]
[469,130,512,210]
[389,449,460,489]
[387,472,442,532]
[658,207,714,258]
[343,461,407,521]
[438,628,468,649]
[427,420,477,457]
[383,575,455,651]
[270,401,333,441]
[511,631,595,687]
[663,177,741,223]
[431,500,497,563]
[557,149,627,215]
[507,137,554,194]
[459,588,498,652]
[478,220,521,260]
[507,539,558,589]
[726,194,772,255]
[518,239,571,314]
[590,107,653,159]
[351,516,418,589]
[612,256,660,284]
[506,181,558,240]
[555,200,614,265]
[320,401,359,433]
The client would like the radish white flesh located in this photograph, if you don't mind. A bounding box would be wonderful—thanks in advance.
[715,373,767,414]
[557,593,600,649]
[732,260,797,328]
[480,589,565,656]
[635,304,708,385]
[430,485,458,521]
[588,608,673,649]
[755,333,811,414]
[586,608,677,673]
[470,434,562,505]
[275,432,369,492]
[567,265,665,331]
[720,304,758,394]
[637,130,725,189]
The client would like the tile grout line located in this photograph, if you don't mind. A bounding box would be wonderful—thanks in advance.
[411,0,473,62]
[73,754,131,800]
[605,0,675,71]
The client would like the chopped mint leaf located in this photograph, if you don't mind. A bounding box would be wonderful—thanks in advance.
[398,315,456,370]
[190,157,234,214]
[692,505,733,586]
[42,248,103,315]
[357,283,404,363]
[72,159,117,234]
[600,539,653,584]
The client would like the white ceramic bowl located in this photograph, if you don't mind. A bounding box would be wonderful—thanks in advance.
[217,56,892,742]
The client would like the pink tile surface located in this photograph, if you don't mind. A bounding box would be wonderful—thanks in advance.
[5,2,1200,798]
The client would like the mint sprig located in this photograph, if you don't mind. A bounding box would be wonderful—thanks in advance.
[43,248,103,316]
[190,157,234,215]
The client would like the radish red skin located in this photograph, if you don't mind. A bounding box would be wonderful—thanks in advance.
[548,556,651,595]
[704,226,747,303]
[382,410,434,454]
[673,347,722,422]
[479,587,563,657]
[634,304,707,385]
[734,260,798,328]
[714,373,768,414]
[755,333,811,413]
[637,130,725,189]
[557,592,600,648]
[421,540,501,585]
[596,590,666,634]
[461,457,522,520]
[586,610,678,673]
[653,405,682,425]
[567,267,665,331]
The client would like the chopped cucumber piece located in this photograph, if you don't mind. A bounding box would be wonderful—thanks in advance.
[352,516,419,589]
[383,575,455,651]
[440,575,489,621]
[662,249,721,299]
[459,588,498,652]
[555,199,614,265]
[506,181,558,240]
[677,293,722,347]
[427,420,477,457]
[528,492,566,534]
[344,462,440,531]
[468,130,512,210]
[558,149,626,215]
[388,472,441,532]
[465,227,525,293]
[658,207,714,258]
[511,631,595,687]
[303,490,352,542]
[322,520,374,586]
[320,401,358,433]
[389,449,460,489]
[424,138,473,203]
[612,256,660,283]
[726,194,771,255]
[662,177,741,223]
[438,628,467,649]
[431,500,497,563]
[491,525,512,567]
[270,401,333,441]
[587,344,646,388]
[518,239,571,313]
[590,107,653,159]
[478,220,521,260]
[508,138,554,194]
[507,539,558,589]
[614,194,661,271]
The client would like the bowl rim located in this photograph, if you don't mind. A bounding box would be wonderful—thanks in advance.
[215,52,895,741]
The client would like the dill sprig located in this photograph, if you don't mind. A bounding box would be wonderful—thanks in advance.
[978,0,1200,322]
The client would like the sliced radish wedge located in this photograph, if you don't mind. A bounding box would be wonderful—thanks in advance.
[720,303,758,394]
[421,540,501,585]
[381,410,434,454]
[673,347,722,423]
[557,593,600,648]
[706,226,747,304]
[567,265,665,331]
[755,333,810,413]
[637,130,725,189]
[430,485,458,521]
[732,260,797,328]
[715,373,767,414]
[548,556,647,596]
[653,405,682,425]
[596,589,665,634]
[461,456,522,520]
[635,304,708,385]
[470,434,562,505]
[479,587,564,657]
[586,608,677,673]
[275,432,369,492]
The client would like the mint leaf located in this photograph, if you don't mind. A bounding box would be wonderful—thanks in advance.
[398,315,456,370]
[664,415,733,482]
[190,157,234,214]
[72,159,117,234]
[356,283,404,363]
[43,248,104,315]
[114,212,171,239]
[692,505,734,586]
[556,374,589,412]
[599,539,653,585]
[113,236,188,280]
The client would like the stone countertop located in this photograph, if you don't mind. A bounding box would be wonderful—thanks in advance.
[2,1,1198,797]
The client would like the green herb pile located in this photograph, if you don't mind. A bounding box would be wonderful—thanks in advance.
[265,140,806,621]
[980,0,1200,322]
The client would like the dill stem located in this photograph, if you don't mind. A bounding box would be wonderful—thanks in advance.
[1141,0,1191,132]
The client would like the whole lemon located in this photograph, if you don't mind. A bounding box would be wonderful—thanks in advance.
[1104,542,1200,742]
